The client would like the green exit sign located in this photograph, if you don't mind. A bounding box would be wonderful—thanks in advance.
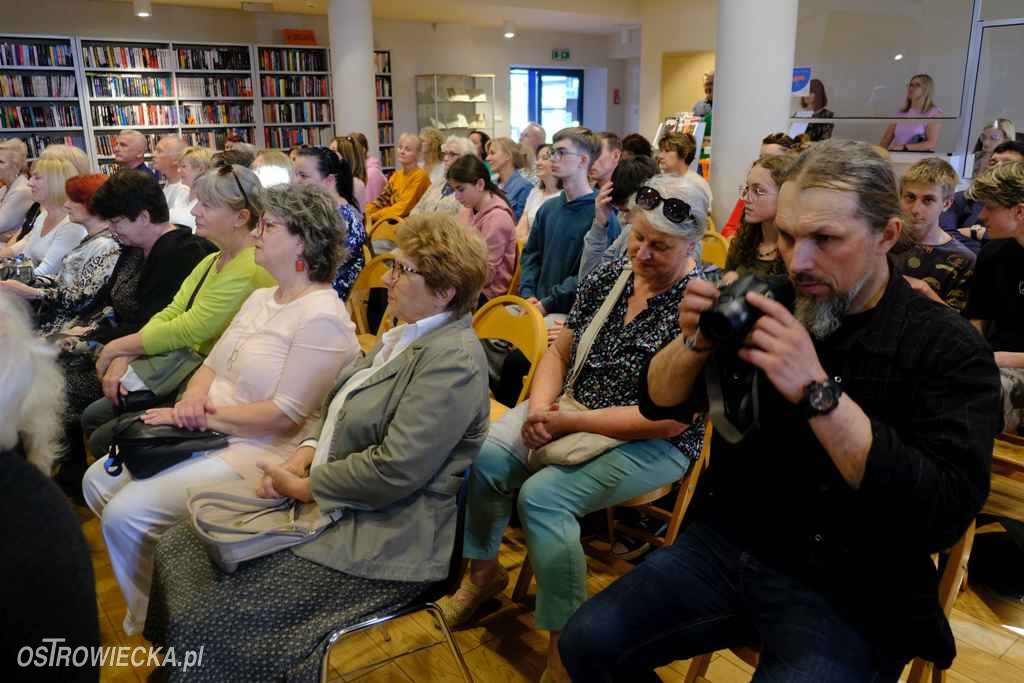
[551,49,570,61]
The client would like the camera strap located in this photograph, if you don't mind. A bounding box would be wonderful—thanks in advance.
[705,352,762,444]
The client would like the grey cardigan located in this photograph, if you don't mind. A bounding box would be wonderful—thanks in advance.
[292,314,490,582]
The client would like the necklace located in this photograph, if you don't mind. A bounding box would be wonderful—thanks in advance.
[757,243,778,259]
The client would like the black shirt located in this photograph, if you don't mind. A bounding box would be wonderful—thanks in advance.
[962,238,1024,352]
[639,269,1001,667]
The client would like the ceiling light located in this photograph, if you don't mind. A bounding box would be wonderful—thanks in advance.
[133,0,151,17]
[502,21,516,39]
[894,53,904,61]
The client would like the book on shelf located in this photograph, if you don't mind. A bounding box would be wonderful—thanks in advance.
[95,131,160,155]
[91,103,177,127]
[378,123,393,145]
[374,76,391,98]
[379,147,395,169]
[175,47,249,71]
[21,134,79,158]
[179,102,253,125]
[260,75,329,98]
[264,125,331,148]
[82,44,175,70]
[0,74,76,98]
[176,77,252,98]
[258,48,326,73]
[1,103,81,129]
[0,42,74,68]
[376,100,392,121]
[262,101,331,124]
[182,128,252,149]
[372,51,390,74]
[88,74,173,98]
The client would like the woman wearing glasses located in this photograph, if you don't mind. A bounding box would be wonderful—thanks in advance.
[440,172,708,683]
[410,135,475,216]
[725,154,796,279]
[143,214,490,681]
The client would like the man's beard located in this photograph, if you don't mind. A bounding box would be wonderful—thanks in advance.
[793,272,871,340]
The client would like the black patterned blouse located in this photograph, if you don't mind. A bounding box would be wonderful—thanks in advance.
[34,230,120,336]
[564,258,704,459]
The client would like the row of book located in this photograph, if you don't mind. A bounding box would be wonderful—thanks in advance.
[0,42,74,68]
[176,47,249,71]
[95,132,159,156]
[91,103,177,127]
[262,102,331,123]
[379,146,395,170]
[375,76,391,99]
[21,134,80,158]
[258,48,326,73]
[373,51,391,74]
[378,123,393,146]
[376,100,393,121]
[82,45,176,70]
[183,128,253,149]
[0,104,81,129]
[0,74,76,98]
[88,75,173,98]
[264,126,331,149]
[177,77,253,98]
[180,103,254,125]
[260,76,329,98]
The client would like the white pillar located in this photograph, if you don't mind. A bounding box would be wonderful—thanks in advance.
[710,0,799,224]
[328,0,378,157]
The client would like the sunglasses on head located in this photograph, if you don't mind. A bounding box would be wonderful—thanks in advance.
[216,163,252,213]
[635,186,692,224]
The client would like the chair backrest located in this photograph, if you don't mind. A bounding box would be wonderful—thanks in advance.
[370,216,403,245]
[473,295,546,405]
[707,215,717,234]
[663,421,712,545]
[701,231,729,269]
[507,239,524,296]
[347,252,393,336]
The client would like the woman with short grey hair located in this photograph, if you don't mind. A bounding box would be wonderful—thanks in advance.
[411,135,477,216]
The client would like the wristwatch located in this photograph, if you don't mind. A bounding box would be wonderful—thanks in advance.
[798,376,843,418]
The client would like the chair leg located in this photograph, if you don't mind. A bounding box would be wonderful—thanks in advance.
[511,553,533,602]
[682,653,713,683]
[424,603,474,682]
[906,658,931,683]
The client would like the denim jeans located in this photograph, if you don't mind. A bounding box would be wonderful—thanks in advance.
[463,405,691,631]
[559,522,909,682]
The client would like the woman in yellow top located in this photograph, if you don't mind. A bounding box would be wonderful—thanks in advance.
[365,133,431,223]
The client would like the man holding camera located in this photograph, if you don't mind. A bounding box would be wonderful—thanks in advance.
[559,140,1002,682]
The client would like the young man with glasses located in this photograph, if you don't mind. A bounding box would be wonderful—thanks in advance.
[519,127,619,320]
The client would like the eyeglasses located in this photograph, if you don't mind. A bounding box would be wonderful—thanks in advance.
[217,164,253,213]
[635,186,692,224]
[255,216,283,238]
[738,184,773,200]
[549,147,579,161]
[382,257,421,280]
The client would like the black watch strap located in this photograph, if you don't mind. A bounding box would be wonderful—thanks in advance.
[799,376,843,418]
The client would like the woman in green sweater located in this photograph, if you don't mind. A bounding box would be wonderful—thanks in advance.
[82,164,275,456]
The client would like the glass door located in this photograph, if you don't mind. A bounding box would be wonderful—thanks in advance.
[963,20,1024,177]
[509,67,584,141]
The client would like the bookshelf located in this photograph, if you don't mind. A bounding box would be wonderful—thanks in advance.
[374,50,394,172]
[257,45,334,149]
[172,42,256,151]
[0,33,87,161]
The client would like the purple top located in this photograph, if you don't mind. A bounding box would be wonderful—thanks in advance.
[891,106,943,147]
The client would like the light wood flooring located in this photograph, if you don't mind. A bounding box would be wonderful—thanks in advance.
[83,506,1024,683]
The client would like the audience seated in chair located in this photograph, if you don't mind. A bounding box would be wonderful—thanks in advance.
[590,132,622,189]
[657,132,712,207]
[725,154,796,279]
[349,132,385,205]
[330,135,368,209]
[559,140,1001,683]
[365,133,431,224]
[412,134,475,217]
[83,182,360,637]
[487,137,533,222]
[438,176,708,683]
[940,140,1024,251]
[516,143,560,243]
[168,146,214,230]
[154,135,190,208]
[620,133,653,161]
[0,138,34,240]
[143,214,490,681]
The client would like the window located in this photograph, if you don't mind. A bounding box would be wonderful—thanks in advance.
[509,67,584,142]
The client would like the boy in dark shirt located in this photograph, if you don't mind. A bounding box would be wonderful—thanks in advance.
[963,160,1024,433]
[893,158,975,310]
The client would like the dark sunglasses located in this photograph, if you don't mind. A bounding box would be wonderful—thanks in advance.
[635,186,692,224]
[217,164,252,213]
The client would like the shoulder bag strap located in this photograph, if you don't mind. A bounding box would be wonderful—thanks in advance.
[185,257,217,312]
[564,264,633,393]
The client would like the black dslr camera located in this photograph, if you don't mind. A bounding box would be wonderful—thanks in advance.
[698,273,794,443]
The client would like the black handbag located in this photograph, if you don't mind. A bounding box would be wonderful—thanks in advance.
[103,412,229,479]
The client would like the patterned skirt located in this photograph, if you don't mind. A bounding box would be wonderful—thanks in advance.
[145,523,430,682]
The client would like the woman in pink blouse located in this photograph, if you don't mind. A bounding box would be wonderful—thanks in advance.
[880,74,944,152]
[82,182,360,636]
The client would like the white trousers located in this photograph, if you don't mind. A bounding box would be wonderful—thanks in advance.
[83,453,240,629]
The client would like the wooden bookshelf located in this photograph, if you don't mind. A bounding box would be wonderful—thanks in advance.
[172,41,256,150]
[257,44,334,149]
[374,49,394,172]
[0,33,87,161]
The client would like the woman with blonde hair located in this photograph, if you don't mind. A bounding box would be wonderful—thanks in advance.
[169,146,215,229]
[486,137,532,222]
[0,157,85,277]
[0,138,33,238]
[974,118,1016,175]
[331,135,368,208]
[365,132,431,223]
[880,73,943,152]
[251,148,293,188]
[419,126,445,186]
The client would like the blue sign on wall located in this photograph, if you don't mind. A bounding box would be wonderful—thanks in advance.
[792,67,811,94]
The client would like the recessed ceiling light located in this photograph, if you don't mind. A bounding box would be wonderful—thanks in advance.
[133,0,152,18]
[502,21,516,39]
[894,53,904,61]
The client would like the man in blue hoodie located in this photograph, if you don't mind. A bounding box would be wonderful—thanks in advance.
[519,127,620,318]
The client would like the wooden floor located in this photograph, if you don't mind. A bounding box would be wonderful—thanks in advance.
[83,506,1024,683]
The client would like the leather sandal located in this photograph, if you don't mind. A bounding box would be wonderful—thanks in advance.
[436,565,509,628]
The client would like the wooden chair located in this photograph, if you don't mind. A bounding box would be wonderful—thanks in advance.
[472,295,546,422]
[707,216,717,234]
[700,231,730,269]
[512,422,713,602]
[368,216,403,256]
[347,252,394,350]
[507,239,524,296]
[682,520,978,683]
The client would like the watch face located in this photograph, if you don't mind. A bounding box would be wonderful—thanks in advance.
[808,383,836,412]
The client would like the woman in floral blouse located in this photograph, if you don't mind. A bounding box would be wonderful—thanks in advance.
[0,174,118,336]
[440,173,710,683]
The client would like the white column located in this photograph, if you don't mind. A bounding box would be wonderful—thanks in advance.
[328,0,378,157]
[710,0,799,224]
